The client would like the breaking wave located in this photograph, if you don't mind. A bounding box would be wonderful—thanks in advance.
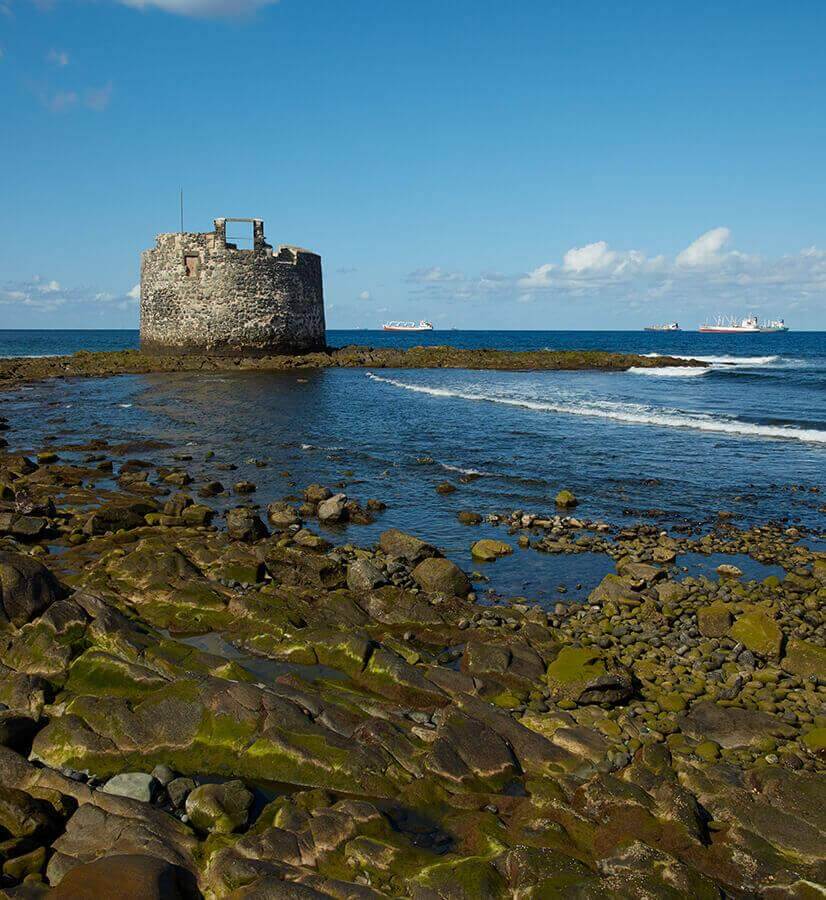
[643,353,781,366]
[366,373,826,444]
[628,366,709,377]
[440,462,492,476]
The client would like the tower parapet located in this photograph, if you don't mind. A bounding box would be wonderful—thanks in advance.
[140,217,326,356]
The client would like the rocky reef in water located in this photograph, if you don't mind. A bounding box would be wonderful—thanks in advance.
[0,413,823,898]
[0,345,705,389]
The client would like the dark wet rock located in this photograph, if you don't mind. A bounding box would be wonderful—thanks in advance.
[0,512,48,540]
[0,784,61,840]
[436,481,457,494]
[0,712,40,753]
[151,763,177,786]
[226,507,268,542]
[379,528,438,563]
[198,480,224,498]
[185,779,252,834]
[0,550,61,627]
[411,557,471,597]
[168,778,196,811]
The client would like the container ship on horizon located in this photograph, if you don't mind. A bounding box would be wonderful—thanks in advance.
[382,320,434,332]
[644,322,681,332]
[698,315,789,334]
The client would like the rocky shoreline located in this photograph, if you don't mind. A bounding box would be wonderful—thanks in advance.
[0,345,704,390]
[0,403,824,898]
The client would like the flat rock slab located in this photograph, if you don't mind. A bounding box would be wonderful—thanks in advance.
[679,701,793,749]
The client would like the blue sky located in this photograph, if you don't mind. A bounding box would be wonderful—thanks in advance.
[2,0,825,329]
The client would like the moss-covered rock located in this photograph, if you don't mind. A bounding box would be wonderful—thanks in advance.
[729,606,783,657]
[782,638,826,681]
[697,602,732,638]
[185,779,252,834]
[471,539,513,562]
[546,647,632,706]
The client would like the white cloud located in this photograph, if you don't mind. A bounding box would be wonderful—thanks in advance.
[675,226,731,268]
[127,283,140,300]
[116,0,279,16]
[0,278,138,314]
[358,290,371,301]
[562,241,618,273]
[407,266,464,284]
[47,49,69,67]
[415,228,826,319]
[519,263,556,288]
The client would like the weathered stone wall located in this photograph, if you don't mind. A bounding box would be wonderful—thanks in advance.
[140,218,326,356]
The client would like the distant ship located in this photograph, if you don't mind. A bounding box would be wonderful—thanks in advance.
[699,315,789,334]
[382,320,434,332]
[644,322,681,332]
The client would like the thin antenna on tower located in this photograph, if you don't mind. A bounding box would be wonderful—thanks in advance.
[180,189,184,234]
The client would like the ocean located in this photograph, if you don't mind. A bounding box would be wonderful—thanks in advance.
[1,328,823,600]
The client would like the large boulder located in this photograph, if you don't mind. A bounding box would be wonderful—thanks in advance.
[50,854,200,900]
[379,528,437,563]
[185,779,253,834]
[47,802,198,886]
[84,501,157,536]
[729,607,783,657]
[411,557,471,597]
[225,507,268,542]
[546,647,633,706]
[0,550,61,627]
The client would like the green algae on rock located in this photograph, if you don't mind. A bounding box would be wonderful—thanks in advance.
[0,345,707,390]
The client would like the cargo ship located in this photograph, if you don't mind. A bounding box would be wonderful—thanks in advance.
[699,315,788,334]
[382,320,434,332]
[644,322,681,332]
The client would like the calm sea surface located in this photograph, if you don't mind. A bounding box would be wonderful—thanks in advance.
[1,329,823,600]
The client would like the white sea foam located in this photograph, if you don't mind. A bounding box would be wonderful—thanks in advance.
[366,373,826,444]
[440,462,492,476]
[643,353,781,366]
[628,366,709,377]
[118,403,133,408]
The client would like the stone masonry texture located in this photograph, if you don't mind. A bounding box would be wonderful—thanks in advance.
[140,217,326,355]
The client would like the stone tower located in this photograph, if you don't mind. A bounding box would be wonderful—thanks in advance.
[140,217,326,355]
